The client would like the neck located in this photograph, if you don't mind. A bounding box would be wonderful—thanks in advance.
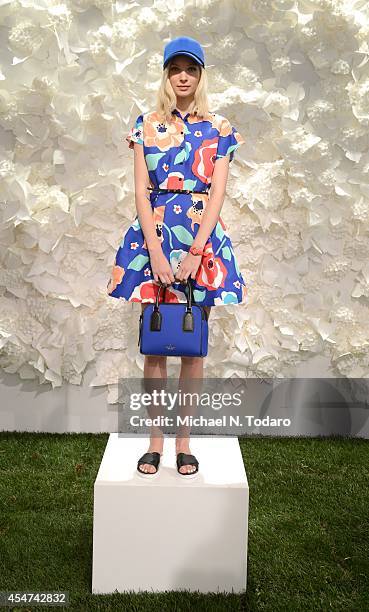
[175,96,194,112]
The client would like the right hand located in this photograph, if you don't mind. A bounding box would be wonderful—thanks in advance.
[149,246,176,285]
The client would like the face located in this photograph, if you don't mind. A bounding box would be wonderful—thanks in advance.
[168,54,201,101]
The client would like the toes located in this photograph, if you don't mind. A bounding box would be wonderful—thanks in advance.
[179,465,196,474]
[139,463,156,474]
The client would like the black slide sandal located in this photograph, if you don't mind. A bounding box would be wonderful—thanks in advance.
[176,452,199,478]
[137,452,161,478]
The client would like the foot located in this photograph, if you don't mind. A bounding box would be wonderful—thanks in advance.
[175,440,197,475]
[137,440,164,474]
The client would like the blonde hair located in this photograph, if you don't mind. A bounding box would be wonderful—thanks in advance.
[155,59,212,124]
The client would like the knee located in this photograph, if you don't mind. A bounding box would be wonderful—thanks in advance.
[145,355,167,365]
[180,355,204,365]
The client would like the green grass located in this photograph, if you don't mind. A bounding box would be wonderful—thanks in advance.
[0,433,368,611]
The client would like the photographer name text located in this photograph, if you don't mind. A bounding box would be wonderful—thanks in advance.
[129,415,291,427]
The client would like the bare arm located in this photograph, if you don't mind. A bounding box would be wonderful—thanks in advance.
[191,155,230,249]
[133,142,161,251]
[133,142,175,284]
[174,156,230,282]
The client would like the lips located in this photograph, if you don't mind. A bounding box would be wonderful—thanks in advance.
[178,86,189,89]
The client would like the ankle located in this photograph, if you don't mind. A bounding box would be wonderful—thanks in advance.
[148,440,164,453]
[176,440,191,453]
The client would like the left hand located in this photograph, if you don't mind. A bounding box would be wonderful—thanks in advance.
[175,253,203,283]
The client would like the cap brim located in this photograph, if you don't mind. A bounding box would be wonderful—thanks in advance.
[164,52,204,69]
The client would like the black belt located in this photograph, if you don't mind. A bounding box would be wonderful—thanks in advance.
[148,186,210,195]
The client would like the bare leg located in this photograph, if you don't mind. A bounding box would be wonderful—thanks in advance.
[138,303,167,474]
[176,305,211,474]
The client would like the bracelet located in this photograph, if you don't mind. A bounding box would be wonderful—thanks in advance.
[189,245,205,256]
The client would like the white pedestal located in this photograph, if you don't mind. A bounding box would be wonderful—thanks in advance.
[92,433,249,594]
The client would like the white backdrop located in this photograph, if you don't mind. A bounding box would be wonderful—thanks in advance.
[0,0,369,409]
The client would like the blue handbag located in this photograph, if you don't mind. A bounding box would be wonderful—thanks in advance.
[138,279,208,357]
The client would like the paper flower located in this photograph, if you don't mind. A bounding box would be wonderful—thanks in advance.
[0,0,368,403]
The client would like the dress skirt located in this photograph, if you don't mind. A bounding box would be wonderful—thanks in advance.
[107,190,247,306]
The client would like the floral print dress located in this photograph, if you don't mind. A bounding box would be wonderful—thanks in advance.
[107,109,247,306]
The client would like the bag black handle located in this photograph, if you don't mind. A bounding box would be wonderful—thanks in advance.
[150,279,196,333]
[154,279,194,310]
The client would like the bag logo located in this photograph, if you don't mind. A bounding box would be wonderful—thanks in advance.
[165,344,176,350]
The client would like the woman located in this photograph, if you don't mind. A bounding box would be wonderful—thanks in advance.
[107,36,247,478]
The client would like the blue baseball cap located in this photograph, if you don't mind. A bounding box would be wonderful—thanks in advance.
[163,36,205,70]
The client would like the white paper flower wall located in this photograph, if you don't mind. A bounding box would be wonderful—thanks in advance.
[0,0,368,405]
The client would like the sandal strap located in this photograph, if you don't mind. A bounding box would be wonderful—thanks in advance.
[176,452,199,468]
[137,452,161,469]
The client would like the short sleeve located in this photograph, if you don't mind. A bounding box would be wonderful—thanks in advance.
[125,114,144,149]
[215,117,245,163]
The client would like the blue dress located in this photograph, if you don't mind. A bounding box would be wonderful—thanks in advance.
[107,109,247,306]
